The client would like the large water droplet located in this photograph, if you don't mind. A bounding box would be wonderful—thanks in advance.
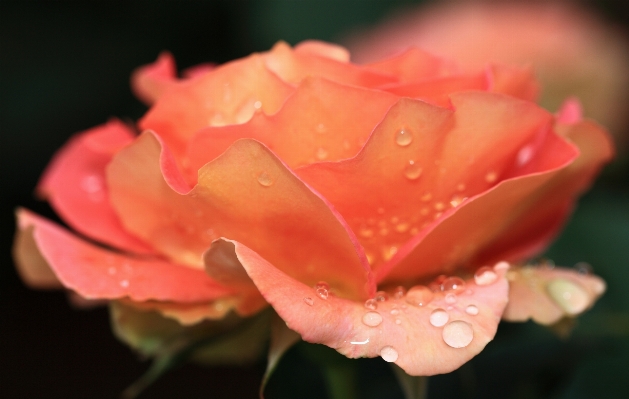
[404,160,422,180]
[315,281,329,300]
[465,305,479,315]
[364,299,378,310]
[395,128,413,146]
[380,346,399,362]
[430,308,449,327]
[303,297,314,306]
[405,285,434,307]
[362,311,383,327]
[257,171,274,187]
[442,320,474,348]
[442,276,465,292]
[546,278,590,315]
[375,291,389,302]
[474,266,498,285]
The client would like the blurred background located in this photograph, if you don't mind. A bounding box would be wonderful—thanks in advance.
[1,0,628,398]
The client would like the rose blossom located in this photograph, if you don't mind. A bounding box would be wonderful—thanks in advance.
[14,41,612,379]
[345,0,629,151]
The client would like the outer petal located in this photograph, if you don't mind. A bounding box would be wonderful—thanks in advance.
[14,209,234,303]
[37,120,153,254]
[297,92,557,279]
[503,265,606,324]
[263,41,396,88]
[231,240,510,376]
[364,47,458,84]
[107,132,373,299]
[187,78,398,172]
[139,54,294,162]
[131,52,178,105]
[294,40,350,62]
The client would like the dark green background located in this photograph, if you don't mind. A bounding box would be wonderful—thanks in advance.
[1,1,628,398]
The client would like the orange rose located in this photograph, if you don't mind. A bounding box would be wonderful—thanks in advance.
[14,41,612,380]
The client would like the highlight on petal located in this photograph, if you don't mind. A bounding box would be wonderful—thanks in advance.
[139,54,294,161]
[15,209,234,304]
[297,92,556,281]
[107,132,374,299]
[502,264,606,324]
[187,78,398,172]
[131,52,178,105]
[37,119,153,254]
[231,240,510,376]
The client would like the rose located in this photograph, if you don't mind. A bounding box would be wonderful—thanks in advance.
[14,41,612,380]
[344,1,629,151]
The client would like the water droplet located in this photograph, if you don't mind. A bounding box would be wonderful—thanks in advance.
[395,318,402,325]
[315,281,329,290]
[465,305,479,315]
[493,261,510,271]
[358,226,374,238]
[365,253,376,265]
[390,309,400,315]
[81,175,103,193]
[395,128,413,146]
[574,262,592,275]
[316,147,328,160]
[107,267,116,275]
[409,227,419,235]
[442,320,474,348]
[120,280,129,288]
[450,195,467,208]
[257,171,274,187]
[421,192,432,202]
[474,266,498,286]
[253,100,262,110]
[315,123,327,134]
[406,285,434,307]
[362,311,383,327]
[433,212,443,219]
[395,222,410,233]
[429,308,449,327]
[456,183,466,192]
[434,202,445,211]
[364,299,378,310]
[445,293,457,304]
[485,171,498,183]
[380,346,399,362]
[546,278,590,315]
[303,297,314,306]
[442,277,465,292]
[404,160,422,180]
[517,145,534,166]
[316,288,329,300]
[382,245,398,261]
[375,291,389,302]
[420,208,430,216]
[393,286,406,299]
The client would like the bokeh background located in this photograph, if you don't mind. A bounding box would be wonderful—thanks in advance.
[1,1,628,398]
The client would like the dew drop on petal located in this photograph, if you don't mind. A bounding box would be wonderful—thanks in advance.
[375,291,389,302]
[456,183,466,192]
[120,280,129,288]
[257,171,274,187]
[485,171,498,183]
[442,277,465,292]
[421,192,432,202]
[380,346,399,362]
[410,227,419,235]
[493,261,510,271]
[364,299,378,310]
[450,195,467,208]
[434,202,445,211]
[395,222,410,233]
[474,266,498,285]
[253,100,262,110]
[445,293,457,304]
[316,288,329,300]
[316,123,327,134]
[303,297,314,306]
[316,147,328,160]
[81,175,103,193]
[465,305,479,315]
[359,226,374,238]
[546,278,590,315]
[382,245,398,261]
[442,320,474,348]
[390,308,400,315]
[430,308,449,327]
[404,160,422,180]
[107,267,117,275]
[517,144,534,166]
[405,285,434,307]
[362,311,383,327]
[395,319,402,325]
[393,286,406,299]
[395,128,413,146]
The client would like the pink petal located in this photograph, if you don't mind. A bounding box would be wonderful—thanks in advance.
[187,78,398,172]
[139,54,294,162]
[231,240,510,376]
[297,92,557,280]
[107,132,374,300]
[294,40,350,62]
[15,209,234,303]
[131,52,178,105]
[556,97,583,125]
[37,120,154,254]
[503,265,606,324]
[365,47,458,84]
